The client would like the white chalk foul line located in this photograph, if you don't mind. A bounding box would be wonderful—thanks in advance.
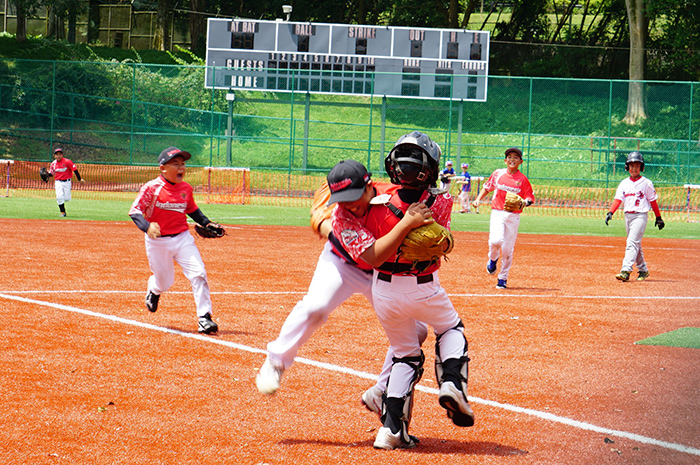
[1,292,699,457]
[3,290,700,300]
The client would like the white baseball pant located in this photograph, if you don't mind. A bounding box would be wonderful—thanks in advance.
[54,179,72,204]
[266,241,427,391]
[371,271,466,398]
[488,209,521,281]
[145,230,212,317]
[621,212,648,272]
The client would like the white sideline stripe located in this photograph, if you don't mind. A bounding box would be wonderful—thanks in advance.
[2,290,700,300]
[2,292,699,457]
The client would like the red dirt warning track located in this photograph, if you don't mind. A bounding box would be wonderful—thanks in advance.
[0,218,699,465]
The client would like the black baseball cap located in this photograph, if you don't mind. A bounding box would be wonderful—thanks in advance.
[158,146,191,165]
[505,147,522,159]
[327,160,371,205]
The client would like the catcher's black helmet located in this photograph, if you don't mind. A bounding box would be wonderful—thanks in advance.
[625,151,645,172]
[385,131,441,189]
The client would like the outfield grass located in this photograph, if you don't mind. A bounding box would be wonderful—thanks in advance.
[2,196,698,240]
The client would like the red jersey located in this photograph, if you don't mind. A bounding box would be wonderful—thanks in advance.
[483,168,534,212]
[129,175,199,236]
[334,186,453,275]
[329,181,394,272]
[49,158,78,181]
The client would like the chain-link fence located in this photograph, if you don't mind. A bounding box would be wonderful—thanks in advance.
[1,59,699,216]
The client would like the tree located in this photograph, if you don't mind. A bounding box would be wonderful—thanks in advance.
[623,0,648,124]
[154,0,172,51]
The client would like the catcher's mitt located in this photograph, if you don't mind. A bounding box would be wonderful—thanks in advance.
[398,222,454,264]
[503,192,525,212]
[310,181,335,238]
[195,222,226,238]
[40,167,50,183]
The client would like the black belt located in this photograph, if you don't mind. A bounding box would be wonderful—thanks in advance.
[161,232,183,238]
[377,272,433,284]
[377,261,434,274]
[57,179,70,182]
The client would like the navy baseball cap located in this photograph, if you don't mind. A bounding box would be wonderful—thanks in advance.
[53,148,63,153]
[158,146,191,165]
[505,147,522,159]
[327,160,371,205]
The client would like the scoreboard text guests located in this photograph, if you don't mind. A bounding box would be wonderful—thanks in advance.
[205,18,490,101]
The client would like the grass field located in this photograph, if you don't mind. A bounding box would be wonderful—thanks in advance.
[1,196,699,240]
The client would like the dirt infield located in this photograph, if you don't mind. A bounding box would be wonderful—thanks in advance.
[1,218,699,465]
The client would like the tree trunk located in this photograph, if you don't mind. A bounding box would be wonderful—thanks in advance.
[189,0,205,52]
[15,1,27,42]
[87,0,100,43]
[623,0,648,125]
[67,1,77,44]
[154,0,171,51]
[448,0,459,28]
[460,0,480,28]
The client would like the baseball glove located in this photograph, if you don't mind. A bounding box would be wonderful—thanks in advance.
[503,192,525,212]
[195,222,226,238]
[40,167,50,183]
[398,222,454,264]
[310,181,335,238]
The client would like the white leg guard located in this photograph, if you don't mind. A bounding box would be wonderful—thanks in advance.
[380,351,424,446]
[435,322,474,427]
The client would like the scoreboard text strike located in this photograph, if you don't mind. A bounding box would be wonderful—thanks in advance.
[205,18,490,101]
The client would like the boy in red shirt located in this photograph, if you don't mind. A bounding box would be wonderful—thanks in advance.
[46,148,85,217]
[332,132,474,450]
[472,147,534,289]
[129,147,222,334]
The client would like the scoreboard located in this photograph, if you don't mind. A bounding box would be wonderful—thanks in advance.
[205,18,489,101]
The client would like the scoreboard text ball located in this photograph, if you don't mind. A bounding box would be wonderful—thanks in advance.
[205,18,490,101]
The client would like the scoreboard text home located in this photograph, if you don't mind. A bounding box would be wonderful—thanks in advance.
[205,19,490,101]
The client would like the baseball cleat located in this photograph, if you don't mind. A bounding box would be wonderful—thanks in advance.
[486,259,498,274]
[256,357,284,395]
[373,427,417,450]
[198,314,218,334]
[438,381,475,427]
[496,279,507,289]
[60,212,66,217]
[636,270,650,281]
[145,291,160,312]
[361,385,383,417]
[615,271,630,282]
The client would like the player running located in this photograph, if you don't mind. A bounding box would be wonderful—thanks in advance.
[332,132,474,450]
[256,160,428,418]
[128,146,221,334]
[47,148,85,217]
[605,151,665,281]
[472,147,534,289]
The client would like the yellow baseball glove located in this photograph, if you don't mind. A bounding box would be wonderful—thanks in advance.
[399,222,454,264]
[310,181,335,238]
[503,192,525,212]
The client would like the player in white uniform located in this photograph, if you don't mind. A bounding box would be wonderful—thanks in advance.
[256,160,428,418]
[129,147,220,334]
[605,151,665,281]
[333,133,474,450]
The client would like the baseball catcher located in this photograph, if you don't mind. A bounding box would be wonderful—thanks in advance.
[194,222,226,238]
[39,167,51,183]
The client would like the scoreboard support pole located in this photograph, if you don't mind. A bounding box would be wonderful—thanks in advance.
[303,92,310,171]
[226,91,235,166]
